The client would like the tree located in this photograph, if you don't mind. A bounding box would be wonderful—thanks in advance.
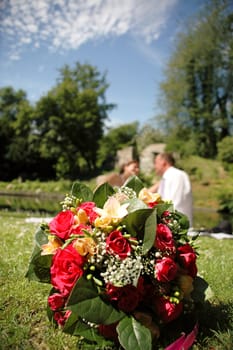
[98,122,139,169]
[136,122,165,152]
[157,0,233,158]
[34,62,115,179]
[0,87,35,180]
[217,136,233,169]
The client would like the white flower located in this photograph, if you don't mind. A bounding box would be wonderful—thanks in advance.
[95,196,129,221]
[101,255,142,287]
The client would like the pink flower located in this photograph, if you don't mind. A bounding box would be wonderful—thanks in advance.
[106,283,142,313]
[106,230,131,259]
[154,296,183,323]
[54,310,71,327]
[165,323,198,350]
[78,202,98,224]
[155,224,175,251]
[155,257,178,282]
[178,244,197,277]
[99,322,119,344]
[71,223,91,235]
[50,244,85,296]
[48,292,65,311]
[49,210,74,240]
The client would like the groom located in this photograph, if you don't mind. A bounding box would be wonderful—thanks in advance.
[149,152,193,227]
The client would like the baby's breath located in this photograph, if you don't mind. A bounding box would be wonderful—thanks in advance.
[60,194,78,210]
[89,229,107,265]
[141,250,156,276]
[101,255,142,287]
[117,186,137,200]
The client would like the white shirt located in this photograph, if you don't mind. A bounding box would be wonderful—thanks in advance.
[158,166,193,227]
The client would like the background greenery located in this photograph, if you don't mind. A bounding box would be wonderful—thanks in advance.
[0,0,232,182]
[1,155,232,229]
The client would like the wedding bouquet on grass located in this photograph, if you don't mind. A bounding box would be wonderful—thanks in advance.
[26,176,208,350]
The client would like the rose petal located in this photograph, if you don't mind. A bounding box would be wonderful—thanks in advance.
[165,323,198,350]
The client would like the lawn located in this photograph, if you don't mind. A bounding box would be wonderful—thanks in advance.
[0,211,232,349]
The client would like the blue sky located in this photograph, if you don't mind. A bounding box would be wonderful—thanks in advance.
[0,0,205,128]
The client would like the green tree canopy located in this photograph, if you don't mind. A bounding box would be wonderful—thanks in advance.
[98,122,139,169]
[34,62,115,178]
[157,0,233,158]
[136,123,165,152]
[0,87,37,179]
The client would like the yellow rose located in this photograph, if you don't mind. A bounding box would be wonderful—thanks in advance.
[73,237,96,256]
[41,235,62,255]
[74,208,88,224]
[94,216,113,231]
[138,188,162,205]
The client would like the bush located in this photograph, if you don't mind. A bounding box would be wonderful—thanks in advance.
[217,136,233,170]
[218,192,233,215]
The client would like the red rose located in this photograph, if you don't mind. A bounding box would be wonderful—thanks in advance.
[178,244,197,277]
[154,296,183,323]
[48,293,65,311]
[54,310,71,327]
[49,210,74,240]
[161,211,172,224]
[99,322,119,343]
[155,224,175,251]
[51,244,85,296]
[155,257,178,282]
[136,276,145,300]
[148,201,159,208]
[71,223,91,235]
[78,202,98,224]
[106,283,141,312]
[163,211,171,217]
[106,230,131,259]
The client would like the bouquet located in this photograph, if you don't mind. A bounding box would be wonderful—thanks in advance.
[26,176,208,350]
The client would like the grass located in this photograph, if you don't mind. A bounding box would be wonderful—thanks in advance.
[0,211,232,349]
[0,212,77,350]
[180,156,233,210]
[192,237,233,349]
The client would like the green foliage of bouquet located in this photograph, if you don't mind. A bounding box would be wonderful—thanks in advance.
[26,176,209,350]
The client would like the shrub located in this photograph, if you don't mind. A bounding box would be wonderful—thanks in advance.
[217,136,233,170]
[218,192,233,215]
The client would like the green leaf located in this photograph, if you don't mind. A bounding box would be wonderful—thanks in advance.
[25,251,52,282]
[175,210,190,229]
[67,277,99,304]
[93,182,115,208]
[71,182,93,202]
[156,202,174,217]
[122,208,154,239]
[69,318,113,347]
[192,275,214,303]
[126,198,148,213]
[123,175,144,195]
[142,208,157,254]
[68,296,125,325]
[67,277,125,325]
[25,227,51,282]
[35,226,49,246]
[117,316,152,350]
[62,307,80,334]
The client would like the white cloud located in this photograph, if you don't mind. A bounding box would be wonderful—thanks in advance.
[0,0,178,59]
[9,52,21,61]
